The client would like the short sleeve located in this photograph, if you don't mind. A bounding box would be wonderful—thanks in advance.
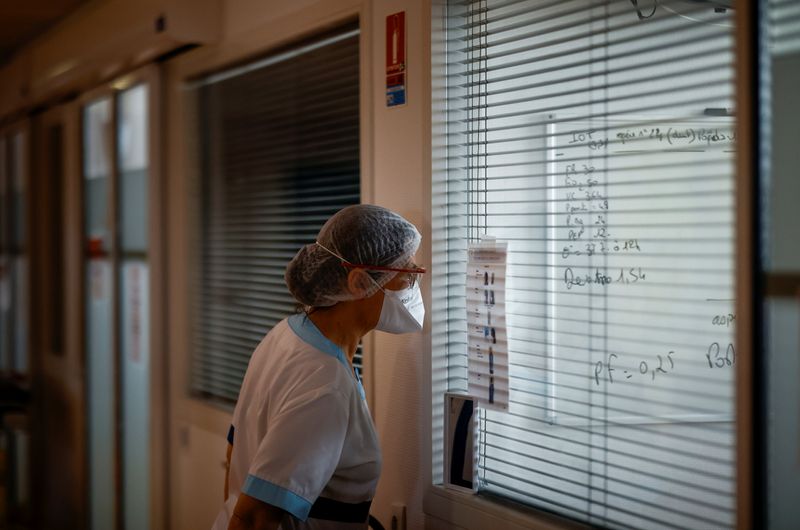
[242,387,351,521]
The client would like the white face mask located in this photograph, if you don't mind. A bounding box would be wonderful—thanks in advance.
[374,282,425,334]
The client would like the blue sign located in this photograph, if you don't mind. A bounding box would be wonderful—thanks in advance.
[386,84,406,107]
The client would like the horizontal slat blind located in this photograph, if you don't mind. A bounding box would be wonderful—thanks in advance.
[190,24,361,402]
[435,1,737,528]
[769,0,800,55]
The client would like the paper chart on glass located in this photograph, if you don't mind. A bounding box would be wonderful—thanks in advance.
[467,240,509,412]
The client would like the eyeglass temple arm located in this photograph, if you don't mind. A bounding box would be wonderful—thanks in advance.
[340,262,427,274]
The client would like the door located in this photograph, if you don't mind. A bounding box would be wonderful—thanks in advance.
[80,66,166,530]
[32,103,86,529]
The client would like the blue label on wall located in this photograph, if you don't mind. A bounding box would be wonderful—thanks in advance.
[386,84,406,107]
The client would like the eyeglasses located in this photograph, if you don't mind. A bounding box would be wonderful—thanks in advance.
[341,261,427,289]
[315,241,426,288]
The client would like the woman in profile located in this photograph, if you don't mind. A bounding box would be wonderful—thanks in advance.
[212,204,426,530]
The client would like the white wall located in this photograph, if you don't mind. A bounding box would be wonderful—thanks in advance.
[370,1,431,528]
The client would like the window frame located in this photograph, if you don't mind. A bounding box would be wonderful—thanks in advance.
[163,0,376,459]
[185,22,363,405]
[423,1,758,529]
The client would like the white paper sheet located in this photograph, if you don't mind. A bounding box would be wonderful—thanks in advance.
[466,239,509,411]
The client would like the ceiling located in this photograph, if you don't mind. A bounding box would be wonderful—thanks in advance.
[0,1,89,66]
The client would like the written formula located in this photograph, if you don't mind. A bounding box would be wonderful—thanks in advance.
[564,266,646,289]
[566,126,735,149]
[614,127,735,146]
[561,239,642,259]
[711,313,735,327]
[595,351,676,385]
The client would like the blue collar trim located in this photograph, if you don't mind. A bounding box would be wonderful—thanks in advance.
[288,313,347,366]
[287,313,366,401]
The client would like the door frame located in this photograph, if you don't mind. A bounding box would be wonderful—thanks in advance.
[0,115,33,527]
[76,64,168,530]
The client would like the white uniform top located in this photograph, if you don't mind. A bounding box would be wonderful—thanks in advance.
[212,314,381,530]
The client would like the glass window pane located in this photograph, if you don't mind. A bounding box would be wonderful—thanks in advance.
[0,137,6,253]
[11,132,25,249]
[2,132,29,376]
[0,256,9,373]
[117,82,152,529]
[83,99,112,250]
[13,256,27,374]
[118,84,149,253]
[189,25,361,402]
[118,84,149,172]
[436,2,737,528]
[120,260,150,530]
[86,259,115,530]
[0,138,7,373]
[84,96,115,530]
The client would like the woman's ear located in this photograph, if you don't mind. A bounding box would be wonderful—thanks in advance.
[346,268,373,298]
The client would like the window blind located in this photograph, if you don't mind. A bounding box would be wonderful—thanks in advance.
[190,24,361,402]
[769,0,800,56]
[434,1,738,528]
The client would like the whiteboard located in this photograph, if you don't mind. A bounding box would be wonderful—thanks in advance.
[545,116,736,424]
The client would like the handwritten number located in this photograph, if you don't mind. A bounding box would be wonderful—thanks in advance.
[656,355,667,373]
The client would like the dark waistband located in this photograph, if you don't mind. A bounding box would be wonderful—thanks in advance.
[308,496,372,523]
